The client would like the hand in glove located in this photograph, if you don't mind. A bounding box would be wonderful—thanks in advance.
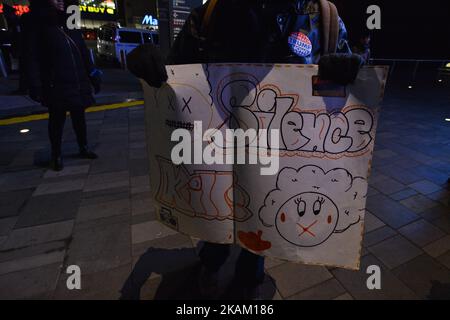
[318,54,363,86]
[89,69,103,94]
[127,44,168,88]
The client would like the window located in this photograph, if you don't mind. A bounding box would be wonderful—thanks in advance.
[98,28,114,41]
[118,31,142,44]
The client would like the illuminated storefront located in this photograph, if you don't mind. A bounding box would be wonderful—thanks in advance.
[79,0,118,30]
[0,0,119,30]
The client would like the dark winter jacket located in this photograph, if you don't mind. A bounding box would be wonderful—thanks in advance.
[167,0,352,65]
[22,5,95,109]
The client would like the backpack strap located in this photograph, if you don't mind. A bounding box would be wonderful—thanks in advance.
[201,0,219,38]
[201,0,340,55]
[319,0,339,55]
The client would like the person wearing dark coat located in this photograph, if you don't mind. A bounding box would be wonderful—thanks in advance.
[23,0,101,171]
[127,0,363,299]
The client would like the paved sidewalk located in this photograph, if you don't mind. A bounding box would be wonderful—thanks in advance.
[0,88,449,300]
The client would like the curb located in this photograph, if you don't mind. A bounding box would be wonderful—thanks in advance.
[0,91,144,120]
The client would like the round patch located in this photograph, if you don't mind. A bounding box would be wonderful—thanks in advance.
[288,32,313,57]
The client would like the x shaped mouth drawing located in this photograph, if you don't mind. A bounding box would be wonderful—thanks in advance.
[297,220,318,238]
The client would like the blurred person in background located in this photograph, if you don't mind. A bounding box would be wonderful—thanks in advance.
[23,0,102,171]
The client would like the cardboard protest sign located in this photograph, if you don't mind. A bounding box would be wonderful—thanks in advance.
[142,64,388,270]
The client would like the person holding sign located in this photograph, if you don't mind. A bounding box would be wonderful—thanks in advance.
[128,0,363,299]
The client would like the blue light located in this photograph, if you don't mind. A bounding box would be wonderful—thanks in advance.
[142,15,158,26]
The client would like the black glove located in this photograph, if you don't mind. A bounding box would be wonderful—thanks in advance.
[29,86,42,103]
[89,69,102,94]
[318,54,363,86]
[127,44,168,88]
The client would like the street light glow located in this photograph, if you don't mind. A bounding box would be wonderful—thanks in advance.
[20,129,30,133]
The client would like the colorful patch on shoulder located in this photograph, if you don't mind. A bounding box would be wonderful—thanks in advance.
[288,32,312,57]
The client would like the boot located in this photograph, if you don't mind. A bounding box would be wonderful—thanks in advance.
[50,155,64,172]
[79,145,98,159]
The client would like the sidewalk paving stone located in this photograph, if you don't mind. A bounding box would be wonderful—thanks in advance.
[408,180,443,195]
[129,159,149,177]
[43,165,90,179]
[53,264,132,300]
[363,211,386,234]
[412,165,449,186]
[131,221,178,245]
[83,171,129,193]
[333,293,354,300]
[0,189,33,218]
[1,220,74,251]
[423,235,450,258]
[331,255,418,300]
[0,250,65,276]
[0,263,62,300]
[376,165,422,185]
[367,235,422,269]
[437,251,450,269]
[398,219,446,247]
[393,254,450,299]
[400,194,439,214]
[131,193,154,216]
[366,194,419,229]
[0,240,66,264]
[66,218,131,275]
[33,179,85,197]
[80,186,129,206]
[363,226,397,247]
[0,217,18,237]
[0,169,44,192]
[431,214,450,234]
[131,233,194,258]
[287,278,346,300]
[15,191,82,228]
[390,189,418,201]
[418,205,449,222]
[370,177,406,195]
[76,198,131,223]
[426,189,450,206]
[267,263,333,298]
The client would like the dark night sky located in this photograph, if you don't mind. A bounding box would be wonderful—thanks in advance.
[332,0,450,60]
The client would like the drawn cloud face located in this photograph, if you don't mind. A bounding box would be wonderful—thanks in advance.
[259,165,366,247]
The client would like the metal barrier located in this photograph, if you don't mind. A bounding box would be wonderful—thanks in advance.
[369,58,449,87]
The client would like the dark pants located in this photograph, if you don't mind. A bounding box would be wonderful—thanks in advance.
[199,242,265,286]
[48,107,87,156]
